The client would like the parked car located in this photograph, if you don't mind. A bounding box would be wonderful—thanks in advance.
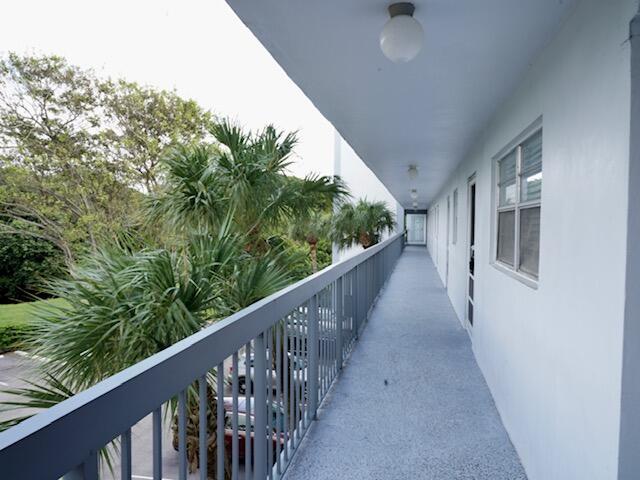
[223,397,286,432]
[227,352,307,395]
[223,411,285,462]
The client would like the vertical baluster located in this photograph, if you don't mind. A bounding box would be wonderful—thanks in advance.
[300,305,306,427]
[322,288,327,389]
[332,282,336,380]
[199,375,208,480]
[326,288,330,389]
[293,309,299,440]
[288,314,295,449]
[121,428,132,480]
[307,294,319,420]
[231,352,239,480]
[267,328,274,480]
[254,331,268,479]
[370,257,374,307]
[368,258,371,310]
[336,276,343,373]
[178,390,187,480]
[325,288,329,387]
[366,260,370,318]
[352,265,360,340]
[323,288,328,389]
[216,362,225,480]
[345,274,350,352]
[153,406,162,480]
[284,315,290,462]
[318,292,323,397]
[328,286,332,382]
[331,282,336,379]
[245,341,252,479]
[276,322,283,473]
[346,273,350,352]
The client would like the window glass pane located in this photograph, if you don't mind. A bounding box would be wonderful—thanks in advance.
[497,210,515,266]
[521,130,542,202]
[519,206,541,277]
[498,150,517,206]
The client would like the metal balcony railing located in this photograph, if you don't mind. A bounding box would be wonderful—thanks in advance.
[0,233,404,480]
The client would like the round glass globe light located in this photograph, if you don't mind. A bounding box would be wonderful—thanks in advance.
[380,14,423,63]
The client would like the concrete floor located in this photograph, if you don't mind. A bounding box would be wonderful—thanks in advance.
[283,246,527,480]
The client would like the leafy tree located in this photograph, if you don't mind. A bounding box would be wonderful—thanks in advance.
[103,80,213,193]
[332,198,396,249]
[0,53,212,267]
[0,53,124,265]
[0,233,64,302]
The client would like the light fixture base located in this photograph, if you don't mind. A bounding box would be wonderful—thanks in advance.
[388,2,415,18]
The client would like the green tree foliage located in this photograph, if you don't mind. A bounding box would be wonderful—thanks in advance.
[289,210,331,272]
[0,54,350,476]
[0,53,212,266]
[103,80,213,192]
[332,198,396,249]
[150,120,349,248]
[0,233,64,303]
[28,228,289,391]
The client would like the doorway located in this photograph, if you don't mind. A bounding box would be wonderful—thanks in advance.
[467,176,476,327]
[406,213,426,245]
[446,195,451,287]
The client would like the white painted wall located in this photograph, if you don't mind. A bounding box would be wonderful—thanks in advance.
[618,9,640,479]
[333,131,404,262]
[427,1,636,479]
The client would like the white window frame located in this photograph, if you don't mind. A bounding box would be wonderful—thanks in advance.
[491,119,542,289]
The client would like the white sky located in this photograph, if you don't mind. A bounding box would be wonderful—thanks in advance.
[0,0,334,177]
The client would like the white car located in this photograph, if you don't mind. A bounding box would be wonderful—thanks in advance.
[227,352,307,394]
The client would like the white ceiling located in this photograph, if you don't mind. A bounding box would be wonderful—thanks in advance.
[225,0,576,208]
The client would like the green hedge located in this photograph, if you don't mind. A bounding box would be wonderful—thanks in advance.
[0,323,34,353]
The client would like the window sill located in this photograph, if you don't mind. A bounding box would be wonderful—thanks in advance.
[491,261,539,290]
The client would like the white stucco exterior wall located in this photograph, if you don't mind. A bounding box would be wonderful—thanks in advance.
[426,1,635,479]
[333,131,404,262]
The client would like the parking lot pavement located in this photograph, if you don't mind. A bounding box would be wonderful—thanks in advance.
[0,352,44,424]
[0,352,245,480]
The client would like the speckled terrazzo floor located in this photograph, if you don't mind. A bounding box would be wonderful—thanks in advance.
[282,246,527,480]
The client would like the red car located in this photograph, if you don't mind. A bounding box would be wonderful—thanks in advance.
[223,411,285,463]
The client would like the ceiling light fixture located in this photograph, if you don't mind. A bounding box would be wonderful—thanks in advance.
[413,201,418,208]
[380,3,423,63]
[410,191,418,200]
[408,164,418,180]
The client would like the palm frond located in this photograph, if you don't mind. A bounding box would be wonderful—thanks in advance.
[331,198,396,249]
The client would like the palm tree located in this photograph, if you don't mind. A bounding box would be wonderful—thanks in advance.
[150,120,349,247]
[0,228,289,477]
[0,121,349,476]
[289,210,330,273]
[332,199,396,249]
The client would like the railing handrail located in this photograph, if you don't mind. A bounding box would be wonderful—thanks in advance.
[0,232,403,479]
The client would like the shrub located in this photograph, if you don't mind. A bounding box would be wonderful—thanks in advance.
[0,234,64,303]
[0,323,34,353]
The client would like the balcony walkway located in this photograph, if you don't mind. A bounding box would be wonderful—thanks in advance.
[283,246,527,480]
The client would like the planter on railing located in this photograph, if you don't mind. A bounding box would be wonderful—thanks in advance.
[0,233,404,480]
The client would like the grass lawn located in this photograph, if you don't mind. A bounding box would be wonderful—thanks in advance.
[0,298,66,352]
[0,298,66,327]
